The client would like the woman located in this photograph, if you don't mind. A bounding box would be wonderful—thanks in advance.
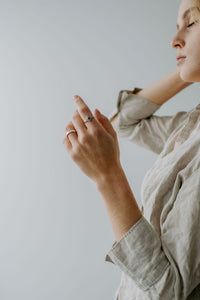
[62,0,200,298]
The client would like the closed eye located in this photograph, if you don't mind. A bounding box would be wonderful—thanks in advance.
[187,22,195,28]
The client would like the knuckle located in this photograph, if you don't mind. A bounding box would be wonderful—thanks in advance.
[71,151,79,161]
[80,107,89,115]
[91,127,101,137]
[65,122,72,131]
[73,143,81,156]
[80,134,90,144]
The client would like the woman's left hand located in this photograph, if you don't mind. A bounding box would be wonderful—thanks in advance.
[63,95,121,184]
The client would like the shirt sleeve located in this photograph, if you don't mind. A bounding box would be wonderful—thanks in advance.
[109,87,190,154]
[104,168,200,299]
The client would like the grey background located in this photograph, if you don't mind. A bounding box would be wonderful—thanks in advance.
[1,0,200,299]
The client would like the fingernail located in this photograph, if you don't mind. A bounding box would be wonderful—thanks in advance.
[96,109,101,115]
[73,95,79,101]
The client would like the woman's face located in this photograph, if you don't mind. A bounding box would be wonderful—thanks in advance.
[171,0,200,82]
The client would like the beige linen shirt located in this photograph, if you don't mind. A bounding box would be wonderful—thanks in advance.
[104,88,200,300]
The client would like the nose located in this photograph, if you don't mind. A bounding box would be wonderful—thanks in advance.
[170,31,185,48]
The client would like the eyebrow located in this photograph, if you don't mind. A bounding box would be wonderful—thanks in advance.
[176,6,198,30]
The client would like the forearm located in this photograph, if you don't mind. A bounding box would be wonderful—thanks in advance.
[136,68,193,105]
[96,165,142,242]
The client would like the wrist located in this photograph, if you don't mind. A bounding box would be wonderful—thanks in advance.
[95,163,125,192]
[95,163,142,241]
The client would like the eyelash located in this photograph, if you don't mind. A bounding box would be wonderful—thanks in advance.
[187,22,195,28]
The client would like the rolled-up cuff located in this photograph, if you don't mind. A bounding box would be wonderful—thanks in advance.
[109,87,143,122]
[104,216,170,291]
[109,87,161,133]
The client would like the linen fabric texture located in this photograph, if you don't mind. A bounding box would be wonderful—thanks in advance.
[105,87,200,300]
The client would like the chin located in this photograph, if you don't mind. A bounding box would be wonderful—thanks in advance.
[179,68,200,83]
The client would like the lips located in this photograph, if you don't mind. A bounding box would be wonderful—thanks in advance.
[176,56,186,66]
[176,56,186,61]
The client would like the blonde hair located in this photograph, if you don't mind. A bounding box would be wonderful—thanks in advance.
[190,0,200,22]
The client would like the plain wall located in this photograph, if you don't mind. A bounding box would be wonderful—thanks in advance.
[1,0,200,299]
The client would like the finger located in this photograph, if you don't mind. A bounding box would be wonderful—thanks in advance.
[63,122,73,150]
[64,122,78,145]
[73,95,99,129]
[72,109,87,135]
[63,134,72,152]
[94,109,117,138]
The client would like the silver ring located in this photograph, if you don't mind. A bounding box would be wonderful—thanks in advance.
[66,129,77,137]
[84,115,94,123]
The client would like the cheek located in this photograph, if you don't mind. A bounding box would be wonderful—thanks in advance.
[191,28,200,45]
[190,47,200,62]
[187,35,200,58]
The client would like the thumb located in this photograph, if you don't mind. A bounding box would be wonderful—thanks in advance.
[94,109,117,138]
